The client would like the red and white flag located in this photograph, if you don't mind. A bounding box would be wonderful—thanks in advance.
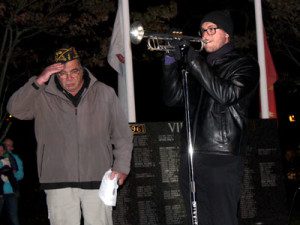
[264,30,278,118]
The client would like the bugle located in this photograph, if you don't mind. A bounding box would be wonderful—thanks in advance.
[130,21,207,52]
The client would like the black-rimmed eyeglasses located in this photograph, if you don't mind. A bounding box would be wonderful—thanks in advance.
[57,68,82,79]
[198,27,219,36]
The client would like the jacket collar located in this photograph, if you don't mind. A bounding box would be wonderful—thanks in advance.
[206,43,235,66]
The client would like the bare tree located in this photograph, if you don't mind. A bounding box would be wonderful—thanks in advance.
[1,0,298,140]
[264,0,300,68]
[0,0,116,139]
[234,0,300,78]
[0,0,178,138]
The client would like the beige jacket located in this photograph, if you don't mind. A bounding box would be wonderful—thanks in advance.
[7,69,133,189]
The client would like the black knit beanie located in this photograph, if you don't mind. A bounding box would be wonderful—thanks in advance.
[200,10,234,37]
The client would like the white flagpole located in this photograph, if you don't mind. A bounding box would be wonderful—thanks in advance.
[121,0,136,123]
[254,0,269,119]
[118,68,128,119]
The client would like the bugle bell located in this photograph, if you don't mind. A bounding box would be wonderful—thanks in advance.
[130,21,207,52]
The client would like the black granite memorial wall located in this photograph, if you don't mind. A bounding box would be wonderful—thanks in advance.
[238,119,288,225]
[112,120,288,225]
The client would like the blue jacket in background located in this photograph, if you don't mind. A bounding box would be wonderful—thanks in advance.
[0,152,24,194]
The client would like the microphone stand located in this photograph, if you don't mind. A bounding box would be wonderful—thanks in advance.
[179,44,198,225]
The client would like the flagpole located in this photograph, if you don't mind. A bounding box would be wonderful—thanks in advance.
[118,73,128,118]
[254,0,269,119]
[121,0,136,123]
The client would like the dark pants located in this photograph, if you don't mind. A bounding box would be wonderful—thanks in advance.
[0,193,20,225]
[179,153,243,225]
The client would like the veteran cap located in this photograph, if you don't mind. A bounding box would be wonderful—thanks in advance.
[54,47,80,63]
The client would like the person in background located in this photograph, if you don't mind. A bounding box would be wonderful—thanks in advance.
[161,10,259,225]
[6,46,133,225]
[3,139,15,153]
[0,140,24,225]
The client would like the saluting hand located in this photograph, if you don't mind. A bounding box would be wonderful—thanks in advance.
[36,63,65,85]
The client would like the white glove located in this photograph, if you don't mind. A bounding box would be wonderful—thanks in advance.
[1,158,11,167]
[1,175,9,182]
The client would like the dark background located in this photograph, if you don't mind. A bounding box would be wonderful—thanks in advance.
[1,0,300,224]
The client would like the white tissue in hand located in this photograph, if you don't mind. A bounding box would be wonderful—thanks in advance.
[98,169,118,206]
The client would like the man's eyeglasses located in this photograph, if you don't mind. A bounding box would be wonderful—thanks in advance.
[198,27,219,36]
[57,68,82,79]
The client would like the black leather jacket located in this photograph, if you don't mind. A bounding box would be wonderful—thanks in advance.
[162,49,259,155]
